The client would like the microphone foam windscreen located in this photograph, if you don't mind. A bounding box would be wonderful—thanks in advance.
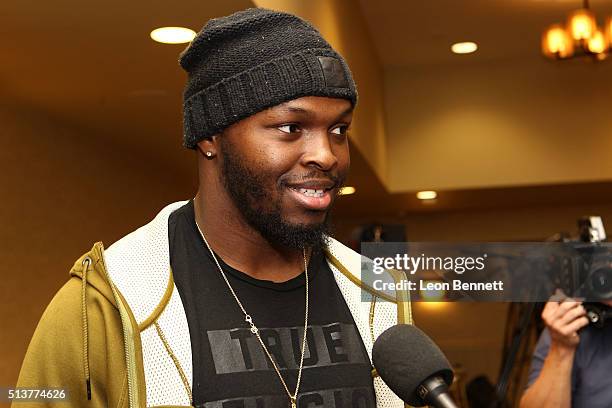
[372,324,454,406]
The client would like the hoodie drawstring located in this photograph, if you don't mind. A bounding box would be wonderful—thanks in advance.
[81,256,92,400]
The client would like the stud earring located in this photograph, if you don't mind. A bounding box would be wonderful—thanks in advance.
[205,151,213,158]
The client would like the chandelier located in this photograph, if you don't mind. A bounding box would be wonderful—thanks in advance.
[541,0,612,60]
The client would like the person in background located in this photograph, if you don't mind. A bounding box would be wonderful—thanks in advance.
[521,296,612,408]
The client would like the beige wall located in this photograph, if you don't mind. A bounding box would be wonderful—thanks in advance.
[384,60,612,192]
[0,99,196,389]
[254,0,390,185]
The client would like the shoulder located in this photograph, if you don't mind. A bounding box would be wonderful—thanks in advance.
[325,236,362,271]
[105,200,189,260]
[17,277,126,401]
[325,236,401,304]
[103,200,189,325]
[34,276,123,345]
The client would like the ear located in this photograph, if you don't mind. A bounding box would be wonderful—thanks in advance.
[196,135,218,159]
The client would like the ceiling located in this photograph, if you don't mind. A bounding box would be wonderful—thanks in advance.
[359,0,612,67]
[2,0,612,216]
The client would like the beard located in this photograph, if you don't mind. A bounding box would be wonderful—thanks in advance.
[218,139,339,252]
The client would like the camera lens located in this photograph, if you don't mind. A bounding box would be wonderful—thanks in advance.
[588,267,612,300]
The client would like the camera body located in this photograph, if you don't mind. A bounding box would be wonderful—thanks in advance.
[554,216,612,327]
[584,302,612,328]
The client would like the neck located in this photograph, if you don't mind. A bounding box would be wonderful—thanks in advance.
[193,189,309,282]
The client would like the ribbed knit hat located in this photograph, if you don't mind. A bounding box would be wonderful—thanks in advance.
[179,7,358,149]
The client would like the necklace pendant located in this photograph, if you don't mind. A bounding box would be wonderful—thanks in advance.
[290,396,297,408]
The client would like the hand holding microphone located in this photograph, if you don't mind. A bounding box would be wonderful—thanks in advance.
[372,324,459,408]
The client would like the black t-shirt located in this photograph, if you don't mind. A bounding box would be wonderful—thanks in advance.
[169,201,376,408]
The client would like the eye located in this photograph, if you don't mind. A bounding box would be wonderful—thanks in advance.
[278,124,301,134]
[331,125,349,135]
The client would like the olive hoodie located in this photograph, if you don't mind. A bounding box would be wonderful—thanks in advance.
[14,201,413,408]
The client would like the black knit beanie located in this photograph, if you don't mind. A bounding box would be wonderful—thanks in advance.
[179,7,358,149]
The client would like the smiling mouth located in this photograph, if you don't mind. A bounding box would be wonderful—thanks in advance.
[285,185,335,211]
[288,187,332,198]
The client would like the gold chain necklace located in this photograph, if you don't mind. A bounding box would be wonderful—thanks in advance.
[195,221,309,408]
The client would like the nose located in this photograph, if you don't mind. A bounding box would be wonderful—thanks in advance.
[301,132,339,171]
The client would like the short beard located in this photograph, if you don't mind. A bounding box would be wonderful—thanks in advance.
[218,139,333,252]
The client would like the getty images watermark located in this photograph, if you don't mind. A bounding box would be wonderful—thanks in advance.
[371,252,504,292]
[360,242,612,302]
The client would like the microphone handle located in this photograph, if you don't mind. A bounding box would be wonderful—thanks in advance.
[418,376,459,408]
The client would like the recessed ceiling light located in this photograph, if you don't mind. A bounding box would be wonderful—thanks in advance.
[451,41,478,54]
[150,27,196,44]
[339,186,356,196]
[416,190,437,200]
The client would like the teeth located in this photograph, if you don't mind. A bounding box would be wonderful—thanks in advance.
[297,188,325,197]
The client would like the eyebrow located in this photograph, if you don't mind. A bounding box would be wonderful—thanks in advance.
[274,104,354,120]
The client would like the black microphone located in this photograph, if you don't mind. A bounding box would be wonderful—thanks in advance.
[372,324,459,408]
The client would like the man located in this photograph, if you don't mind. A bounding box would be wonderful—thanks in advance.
[15,8,411,408]
[520,298,612,408]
